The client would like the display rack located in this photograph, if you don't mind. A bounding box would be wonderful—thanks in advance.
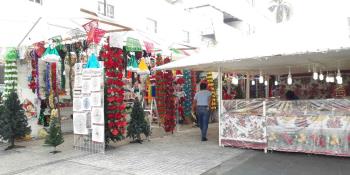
[73,64,105,153]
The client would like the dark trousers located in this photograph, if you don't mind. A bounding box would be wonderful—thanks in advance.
[196,106,209,139]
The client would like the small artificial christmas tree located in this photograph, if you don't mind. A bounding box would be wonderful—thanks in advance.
[127,98,151,143]
[44,116,64,154]
[0,90,31,150]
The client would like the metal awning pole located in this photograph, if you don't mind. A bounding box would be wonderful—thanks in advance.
[17,17,42,48]
[217,67,223,146]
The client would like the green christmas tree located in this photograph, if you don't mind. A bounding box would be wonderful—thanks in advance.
[127,98,151,143]
[44,117,64,154]
[0,91,31,150]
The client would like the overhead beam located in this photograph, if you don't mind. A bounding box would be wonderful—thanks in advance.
[17,17,42,48]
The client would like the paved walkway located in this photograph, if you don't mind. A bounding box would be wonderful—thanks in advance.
[0,124,245,175]
[204,149,350,175]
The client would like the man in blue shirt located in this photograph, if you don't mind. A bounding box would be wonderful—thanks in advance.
[193,83,211,141]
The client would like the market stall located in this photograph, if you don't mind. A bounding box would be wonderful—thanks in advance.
[155,41,350,156]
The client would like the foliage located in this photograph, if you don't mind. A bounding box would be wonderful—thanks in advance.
[127,99,151,143]
[269,0,291,23]
[0,91,31,150]
[44,117,64,153]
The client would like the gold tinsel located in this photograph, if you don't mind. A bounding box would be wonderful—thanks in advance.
[207,72,217,110]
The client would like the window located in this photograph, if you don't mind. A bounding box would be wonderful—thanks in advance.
[98,1,114,18]
[182,30,190,43]
[97,1,105,15]
[145,18,157,33]
[29,0,42,5]
[106,4,114,18]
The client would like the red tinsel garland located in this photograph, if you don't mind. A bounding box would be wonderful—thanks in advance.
[163,57,176,132]
[51,63,57,93]
[101,44,127,142]
[155,55,167,125]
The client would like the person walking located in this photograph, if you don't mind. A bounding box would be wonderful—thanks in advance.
[193,82,211,141]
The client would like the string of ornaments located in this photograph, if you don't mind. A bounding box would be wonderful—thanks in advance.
[183,70,192,117]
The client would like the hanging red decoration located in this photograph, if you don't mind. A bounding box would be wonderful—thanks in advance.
[33,41,45,57]
[51,63,57,93]
[163,57,176,132]
[101,44,127,142]
[28,50,38,92]
[83,20,106,44]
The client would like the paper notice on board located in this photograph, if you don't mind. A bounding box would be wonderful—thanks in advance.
[82,96,92,111]
[82,79,91,94]
[74,75,83,88]
[73,113,88,135]
[91,107,104,124]
[90,77,101,92]
[73,97,83,112]
[91,92,102,107]
[75,63,83,74]
[92,125,104,142]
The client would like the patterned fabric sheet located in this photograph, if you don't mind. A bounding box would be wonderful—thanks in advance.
[221,100,267,149]
[266,99,350,156]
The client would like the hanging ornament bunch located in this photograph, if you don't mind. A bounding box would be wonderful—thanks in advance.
[127,52,139,72]
[155,54,167,125]
[206,72,217,110]
[137,57,150,75]
[191,71,197,99]
[58,48,67,95]
[163,57,176,132]
[101,44,127,142]
[175,70,185,123]
[2,48,18,100]
[28,50,39,93]
[48,63,58,109]
[183,70,192,117]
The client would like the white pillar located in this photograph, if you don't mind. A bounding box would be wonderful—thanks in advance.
[265,76,269,98]
[246,73,250,99]
[217,67,223,147]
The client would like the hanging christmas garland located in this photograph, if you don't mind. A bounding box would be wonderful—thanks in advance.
[155,54,167,126]
[163,57,176,133]
[101,44,127,143]
[2,48,18,101]
[45,63,51,97]
[28,50,38,93]
[49,63,57,109]
[183,69,192,117]
[58,48,66,94]
[207,72,217,110]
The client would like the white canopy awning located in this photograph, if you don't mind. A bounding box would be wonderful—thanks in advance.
[155,21,350,75]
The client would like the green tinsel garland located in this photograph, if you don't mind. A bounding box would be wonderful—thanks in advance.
[2,48,18,100]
